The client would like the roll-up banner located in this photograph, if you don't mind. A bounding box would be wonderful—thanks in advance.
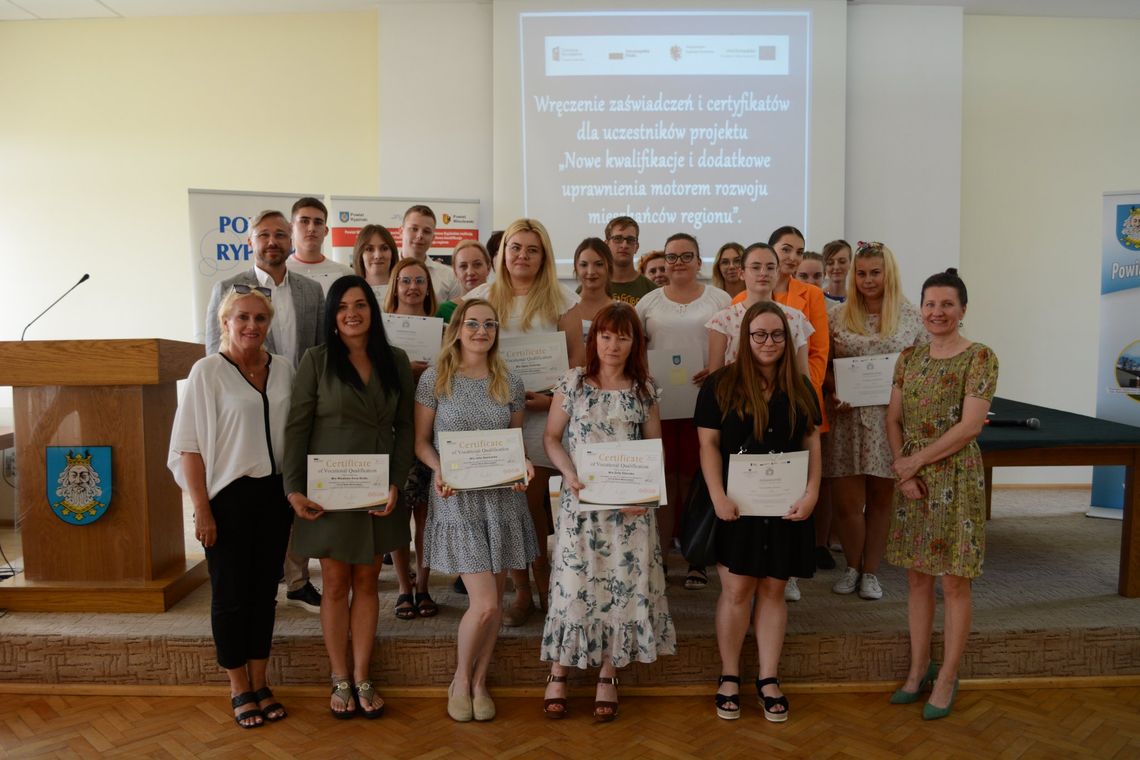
[328,196,480,267]
[1090,190,1140,518]
[187,188,322,344]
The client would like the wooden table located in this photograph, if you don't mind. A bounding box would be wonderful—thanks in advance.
[979,398,1140,597]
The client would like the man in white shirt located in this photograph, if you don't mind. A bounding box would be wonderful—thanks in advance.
[400,204,460,303]
[285,197,353,295]
[205,209,325,613]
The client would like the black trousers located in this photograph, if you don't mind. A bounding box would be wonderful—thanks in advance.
[204,475,293,670]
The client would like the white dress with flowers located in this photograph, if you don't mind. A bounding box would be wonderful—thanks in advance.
[539,368,676,669]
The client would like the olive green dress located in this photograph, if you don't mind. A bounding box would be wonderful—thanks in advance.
[283,344,415,564]
[886,343,999,578]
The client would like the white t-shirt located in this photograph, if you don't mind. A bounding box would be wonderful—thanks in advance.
[705,301,814,364]
[463,281,579,468]
[168,353,294,500]
[285,255,353,295]
[635,285,732,366]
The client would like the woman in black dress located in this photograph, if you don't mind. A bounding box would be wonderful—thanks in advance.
[696,300,821,723]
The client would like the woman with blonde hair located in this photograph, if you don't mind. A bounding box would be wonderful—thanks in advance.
[697,300,820,722]
[352,224,399,301]
[825,242,927,601]
[417,297,537,721]
[169,285,294,728]
[464,218,585,625]
[821,240,852,304]
[711,242,746,298]
[437,240,494,323]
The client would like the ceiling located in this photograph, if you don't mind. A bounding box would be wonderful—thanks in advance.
[2,0,1139,22]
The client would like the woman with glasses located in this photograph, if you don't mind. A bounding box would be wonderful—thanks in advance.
[417,298,537,722]
[283,275,414,720]
[384,257,441,619]
[571,237,616,344]
[696,301,820,723]
[635,233,732,591]
[711,242,746,299]
[540,303,675,722]
[437,240,494,323]
[352,224,399,302]
[825,243,927,601]
[463,218,585,626]
[169,284,294,729]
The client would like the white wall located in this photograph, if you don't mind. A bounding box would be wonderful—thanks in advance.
[962,14,1140,483]
[846,4,963,302]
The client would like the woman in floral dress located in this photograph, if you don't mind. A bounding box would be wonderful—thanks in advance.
[886,268,998,721]
[540,303,675,722]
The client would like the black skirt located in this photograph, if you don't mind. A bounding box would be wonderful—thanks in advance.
[715,513,816,580]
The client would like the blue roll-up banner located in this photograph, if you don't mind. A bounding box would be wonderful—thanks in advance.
[1091,191,1140,518]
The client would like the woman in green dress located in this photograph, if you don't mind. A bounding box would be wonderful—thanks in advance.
[284,275,414,720]
[885,268,998,721]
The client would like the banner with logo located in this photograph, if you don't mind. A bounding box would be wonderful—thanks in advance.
[187,188,322,344]
[328,196,480,267]
[1090,190,1140,517]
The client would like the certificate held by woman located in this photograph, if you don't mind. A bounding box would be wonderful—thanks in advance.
[438,428,528,491]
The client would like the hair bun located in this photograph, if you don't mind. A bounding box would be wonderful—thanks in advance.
[945,267,959,276]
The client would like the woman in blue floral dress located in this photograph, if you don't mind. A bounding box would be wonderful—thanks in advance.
[540,303,675,722]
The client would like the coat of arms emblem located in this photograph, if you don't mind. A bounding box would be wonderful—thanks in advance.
[45,447,112,525]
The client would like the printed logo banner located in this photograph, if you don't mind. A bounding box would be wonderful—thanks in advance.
[187,189,322,344]
[1091,191,1140,516]
[328,196,480,267]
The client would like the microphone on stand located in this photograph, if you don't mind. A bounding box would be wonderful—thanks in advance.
[984,417,1040,430]
[20,274,91,341]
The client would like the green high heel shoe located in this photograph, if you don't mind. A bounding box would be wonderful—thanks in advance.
[922,678,960,720]
[889,662,939,705]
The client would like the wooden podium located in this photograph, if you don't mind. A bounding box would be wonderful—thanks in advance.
[0,339,208,612]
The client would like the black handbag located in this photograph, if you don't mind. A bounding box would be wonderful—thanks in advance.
[679,433,758,568]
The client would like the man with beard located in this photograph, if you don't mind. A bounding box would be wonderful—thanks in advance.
[205,209,325,613]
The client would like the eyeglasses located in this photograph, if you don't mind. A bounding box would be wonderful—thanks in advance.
[749,329,786,345]
[461,319,499,333]
[232,284,272,299]
[608,235,638,245]
[856,241,884,255]
[664,252,697,263]
[397,276,427,286]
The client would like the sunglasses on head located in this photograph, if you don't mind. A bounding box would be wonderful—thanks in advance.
[232,283,272,299]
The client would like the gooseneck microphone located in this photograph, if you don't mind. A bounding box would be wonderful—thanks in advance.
[20,273,91,341]
[985,417,1040,430]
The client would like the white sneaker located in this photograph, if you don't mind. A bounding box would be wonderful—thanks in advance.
[784,577,801,602]
[858,573,883,600]
[832,567,859,595]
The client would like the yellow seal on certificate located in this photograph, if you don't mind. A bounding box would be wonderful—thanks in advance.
[574,439,666,511]
[308,454,390,511]
[499,332,569,393]
[438,428,529,491]
[726,451,809,517]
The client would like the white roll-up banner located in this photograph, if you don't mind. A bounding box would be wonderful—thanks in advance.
[1090,190,1140,518]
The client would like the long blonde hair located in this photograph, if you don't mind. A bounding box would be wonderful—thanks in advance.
[840,242,906,337]
[714,301,817,439]
[485,218,567,331]
[217,287,274,352]
[433,298,512,405]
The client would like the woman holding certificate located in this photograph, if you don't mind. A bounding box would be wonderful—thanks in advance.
[384,257,441,618]
[541,303,675,722]
[825,242,927,601]
[886,269,997,720]
[283,275,414,720]
[352,224,399,303]
[695,301,821,723]
[416,298,538,722]
[635,233,732,591]
[463,218,584,626]
[169,285,293,729]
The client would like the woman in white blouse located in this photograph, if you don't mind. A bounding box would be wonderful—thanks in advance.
[635,233,732,590]
[168,285,294,730]
[463,218,585,626]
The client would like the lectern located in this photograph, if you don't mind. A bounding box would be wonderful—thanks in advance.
[0,339,208,612]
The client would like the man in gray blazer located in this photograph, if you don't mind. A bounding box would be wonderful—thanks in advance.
[204,208,325,613]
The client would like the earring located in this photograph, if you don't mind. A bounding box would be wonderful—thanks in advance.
[958,320,964,329]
